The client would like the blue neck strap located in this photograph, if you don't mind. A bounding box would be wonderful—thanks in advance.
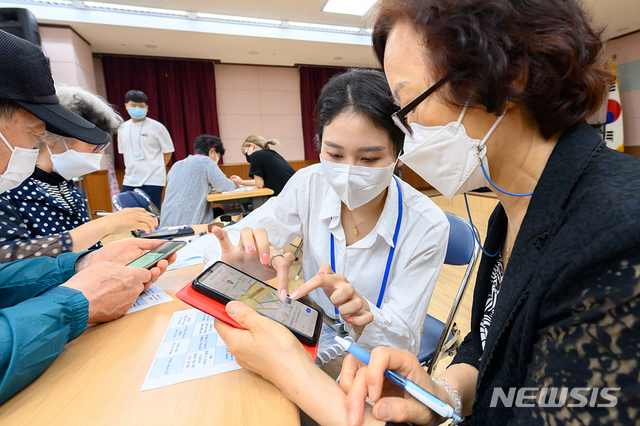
[331,176,403,318]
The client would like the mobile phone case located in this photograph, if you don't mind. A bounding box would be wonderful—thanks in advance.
[176,281,319,360]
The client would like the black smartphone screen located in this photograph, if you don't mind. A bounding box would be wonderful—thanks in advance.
[136,226,194,239]
[126,241,185,269]
[193,261,322,346]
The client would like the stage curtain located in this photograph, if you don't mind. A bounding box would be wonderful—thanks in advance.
[101,55,220,168]
[299,66,347,160]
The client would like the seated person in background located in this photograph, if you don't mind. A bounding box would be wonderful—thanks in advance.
[160,134,237,227]
[0,85,158,262]
[230,135,295,196]
[206,69,449,358]
[0,30,175,405]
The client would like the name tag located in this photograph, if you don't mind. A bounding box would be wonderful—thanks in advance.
[133,150,145,162]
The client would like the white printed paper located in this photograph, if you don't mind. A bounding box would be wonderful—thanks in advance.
[221,186,255,194]
[166,234,217,271]
[126,284,173,314]
[141,309,242,391]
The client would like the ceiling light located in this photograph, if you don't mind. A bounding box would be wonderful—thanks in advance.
[196,12,282,26]
[17,0,74,5]
[82,2,188,17]
[288,21,361,33]
[322,0,377,16]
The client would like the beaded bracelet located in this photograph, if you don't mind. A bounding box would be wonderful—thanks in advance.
[432,378,462,425]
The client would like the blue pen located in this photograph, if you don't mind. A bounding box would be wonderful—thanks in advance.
[335,336,462,422]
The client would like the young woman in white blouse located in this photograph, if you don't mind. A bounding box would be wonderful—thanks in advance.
[206,69,449,355]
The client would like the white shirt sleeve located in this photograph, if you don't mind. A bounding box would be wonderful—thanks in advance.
[117,125,124,154]
[156,123,175,154]
[352,216,449,355]
[202,171,308,264]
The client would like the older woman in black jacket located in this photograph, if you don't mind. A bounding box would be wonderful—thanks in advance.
[210,1,640,425]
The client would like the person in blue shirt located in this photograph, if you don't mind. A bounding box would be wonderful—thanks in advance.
[0,30,176,406]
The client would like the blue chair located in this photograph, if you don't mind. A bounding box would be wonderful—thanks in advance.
[417,212,481,374]
[112,188,161,218]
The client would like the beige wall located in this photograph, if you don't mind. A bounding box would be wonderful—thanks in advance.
[93,56,108,99]
[214,64,305,164]
[40,26,97,92]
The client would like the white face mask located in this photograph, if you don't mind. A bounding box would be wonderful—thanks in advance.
[320,158,396,211]
[399,105,504,199]
[0,130,39,193]
[48,140,103,180]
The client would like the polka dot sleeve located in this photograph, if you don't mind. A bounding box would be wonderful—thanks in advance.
[0,232,74,263]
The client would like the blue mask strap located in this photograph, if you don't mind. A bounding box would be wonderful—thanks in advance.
[478,160,534,197]
[464,193,501,258]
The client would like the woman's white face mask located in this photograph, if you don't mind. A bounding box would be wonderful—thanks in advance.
[0,130,39,193]
[321,158,397,211]
[48,139,103,180]
[399,105,504,199]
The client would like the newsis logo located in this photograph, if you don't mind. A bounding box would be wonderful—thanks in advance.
[490,387,620,408]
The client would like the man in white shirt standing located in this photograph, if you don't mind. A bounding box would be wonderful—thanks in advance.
[117,90,174,209]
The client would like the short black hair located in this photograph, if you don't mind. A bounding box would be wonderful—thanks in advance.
[315,68,404,157]
[194,134,225,156]
[125,90,148,104]
[0,99,19,120]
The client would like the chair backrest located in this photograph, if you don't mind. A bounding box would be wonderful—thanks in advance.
[444,212,477,266]
[112,189,161,217]
[426,212,481,374]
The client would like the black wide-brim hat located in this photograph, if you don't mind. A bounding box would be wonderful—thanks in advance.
[0,30,109,145]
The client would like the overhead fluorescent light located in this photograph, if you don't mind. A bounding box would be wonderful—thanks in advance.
[17,0,74,5]
[322,0,377,16]
[196,12,282,26]
[288,21,361,33]
[82,2,188,17]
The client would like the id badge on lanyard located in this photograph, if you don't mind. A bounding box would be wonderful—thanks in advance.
[130,121,145,162]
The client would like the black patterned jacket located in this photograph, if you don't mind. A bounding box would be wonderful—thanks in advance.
[451,122,640,425]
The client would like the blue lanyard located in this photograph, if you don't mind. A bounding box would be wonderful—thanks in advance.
[331,176,403,320]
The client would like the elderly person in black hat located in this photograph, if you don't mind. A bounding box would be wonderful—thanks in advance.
[0,31,174,405]
[0,85,158,261]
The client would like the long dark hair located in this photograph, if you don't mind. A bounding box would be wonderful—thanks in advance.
[315,68,404,157]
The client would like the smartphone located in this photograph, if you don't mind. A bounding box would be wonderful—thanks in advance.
[192,261,323,346]
[133,226,194,239]
[126,241,186,269]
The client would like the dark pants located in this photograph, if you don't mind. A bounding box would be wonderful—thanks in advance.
[121,185,164,211]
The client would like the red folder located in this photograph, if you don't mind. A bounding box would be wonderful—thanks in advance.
[176,281,318,360]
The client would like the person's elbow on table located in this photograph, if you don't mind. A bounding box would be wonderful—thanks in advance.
[254,175,265,189]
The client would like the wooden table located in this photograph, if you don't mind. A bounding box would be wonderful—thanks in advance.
[0,240,300,425]
[207,187,274,211]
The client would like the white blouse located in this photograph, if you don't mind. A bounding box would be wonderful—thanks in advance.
[203,164,449,354]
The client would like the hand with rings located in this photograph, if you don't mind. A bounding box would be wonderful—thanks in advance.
[211,226,295,300]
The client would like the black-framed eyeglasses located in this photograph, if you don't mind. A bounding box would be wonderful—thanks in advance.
[392,75,449,136]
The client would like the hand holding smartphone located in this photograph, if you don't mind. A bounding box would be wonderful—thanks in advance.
[192,261,323,346]
[126,240,186,269]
